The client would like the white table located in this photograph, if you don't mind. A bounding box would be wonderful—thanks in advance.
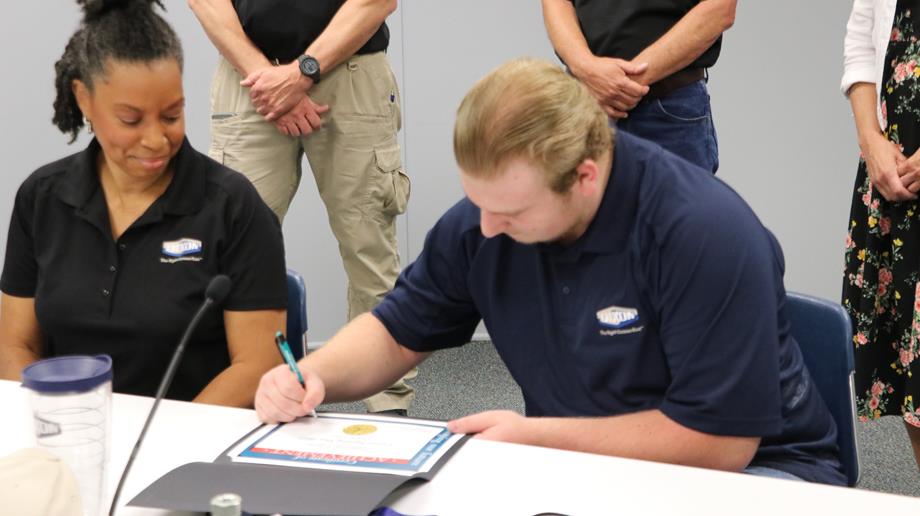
[2,379,919,515]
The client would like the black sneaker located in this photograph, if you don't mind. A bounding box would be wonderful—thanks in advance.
[373,409,407,417]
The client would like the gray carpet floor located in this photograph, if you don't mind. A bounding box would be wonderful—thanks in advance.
[320,340,920,498]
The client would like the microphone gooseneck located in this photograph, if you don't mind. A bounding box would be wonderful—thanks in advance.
[108,275,232,515]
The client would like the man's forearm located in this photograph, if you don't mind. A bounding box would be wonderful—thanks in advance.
[631,0,736,85]
[541,0,596,77]
[188,0,271,76]
[303,313,427,402]
[524,409,759,471]
[305,0,397,74]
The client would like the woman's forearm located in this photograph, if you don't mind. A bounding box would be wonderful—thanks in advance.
[849,82,885,150]
[193,361,274,407]
[0,345,39,381]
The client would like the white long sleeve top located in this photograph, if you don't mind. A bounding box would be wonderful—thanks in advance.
[841,0,897,129]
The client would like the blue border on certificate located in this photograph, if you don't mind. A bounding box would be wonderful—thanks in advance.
[238,416,454,472]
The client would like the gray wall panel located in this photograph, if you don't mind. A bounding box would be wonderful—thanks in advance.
[0,1,860,343]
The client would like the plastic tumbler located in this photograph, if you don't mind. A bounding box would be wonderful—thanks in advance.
[22,355,113,516]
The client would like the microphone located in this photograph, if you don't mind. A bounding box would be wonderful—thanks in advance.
[108,275,232,515]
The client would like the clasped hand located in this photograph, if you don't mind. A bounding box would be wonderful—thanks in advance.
[864,133,920,201]
[576,56,650,119]
[242,63,330,136]
[273,96,330,137]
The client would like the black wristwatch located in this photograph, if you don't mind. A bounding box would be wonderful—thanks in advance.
[297,55,321,84]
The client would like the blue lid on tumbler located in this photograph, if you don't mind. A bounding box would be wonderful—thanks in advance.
[21,355,113,393]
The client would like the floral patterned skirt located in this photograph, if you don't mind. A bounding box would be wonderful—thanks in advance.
[843,161,920,426]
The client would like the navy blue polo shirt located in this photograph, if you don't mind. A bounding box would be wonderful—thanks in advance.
[374,131,846,484]
[1,138,287,401]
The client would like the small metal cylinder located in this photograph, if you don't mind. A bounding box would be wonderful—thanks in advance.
[209,492,242,516]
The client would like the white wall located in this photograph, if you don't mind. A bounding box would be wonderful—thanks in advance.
[712,1,856,303]
[0,1,857,341]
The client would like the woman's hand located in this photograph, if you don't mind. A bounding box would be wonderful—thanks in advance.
[897,147,920,195]
[862,132,912,201]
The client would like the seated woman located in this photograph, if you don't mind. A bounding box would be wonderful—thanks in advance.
[0,0,287,407]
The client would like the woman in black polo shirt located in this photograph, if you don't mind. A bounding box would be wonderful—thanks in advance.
[0,0,288,407]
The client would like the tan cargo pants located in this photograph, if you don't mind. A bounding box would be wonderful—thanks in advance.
[208,52,415,412]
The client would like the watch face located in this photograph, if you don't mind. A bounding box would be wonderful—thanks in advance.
[300,57,319,76]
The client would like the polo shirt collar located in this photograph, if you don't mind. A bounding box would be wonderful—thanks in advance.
[55,138,103,209]
[56,137,205,216]
[160,138,206,215]
[539,130,639,259]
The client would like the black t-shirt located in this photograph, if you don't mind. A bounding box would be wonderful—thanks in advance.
[569,0,721,69]
[0,138,287,401]
[233,0,389,63]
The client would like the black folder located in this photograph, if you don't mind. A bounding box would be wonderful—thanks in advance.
[128,420,469,515]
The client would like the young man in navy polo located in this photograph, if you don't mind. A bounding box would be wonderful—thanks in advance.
[254,58,846,484]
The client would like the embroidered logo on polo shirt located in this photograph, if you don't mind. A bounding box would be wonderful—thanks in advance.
[596,305,644,336]
[161,238,203,263]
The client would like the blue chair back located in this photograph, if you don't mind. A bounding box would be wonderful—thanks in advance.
[286,269,308,360]
[785,291,860,486]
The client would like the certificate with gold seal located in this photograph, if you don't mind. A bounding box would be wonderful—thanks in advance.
[228,413,465,475]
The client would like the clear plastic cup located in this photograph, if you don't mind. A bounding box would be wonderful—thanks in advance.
[22,355,113,516]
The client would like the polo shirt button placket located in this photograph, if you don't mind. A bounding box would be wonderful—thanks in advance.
[109,242,124,304]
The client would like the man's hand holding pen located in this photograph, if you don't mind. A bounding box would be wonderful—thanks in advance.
[255,361,325,423]
[256,332,324,423]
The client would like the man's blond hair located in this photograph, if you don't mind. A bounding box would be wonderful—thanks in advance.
[454,58,612,193]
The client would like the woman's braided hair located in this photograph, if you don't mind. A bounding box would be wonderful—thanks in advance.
[52,0,183,142]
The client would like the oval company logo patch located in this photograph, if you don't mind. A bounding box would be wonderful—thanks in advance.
[161,238,204,263]
[596,305,640,329]
[162,238,202,257]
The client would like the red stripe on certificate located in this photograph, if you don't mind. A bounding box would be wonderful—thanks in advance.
[249,447,410,464]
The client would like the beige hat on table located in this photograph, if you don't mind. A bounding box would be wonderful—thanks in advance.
[0,447,82,516]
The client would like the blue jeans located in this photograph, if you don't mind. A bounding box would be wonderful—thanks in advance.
[615,79,720,174]
[743,465,804,481]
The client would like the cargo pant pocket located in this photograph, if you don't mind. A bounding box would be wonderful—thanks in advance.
[372,145,410,219]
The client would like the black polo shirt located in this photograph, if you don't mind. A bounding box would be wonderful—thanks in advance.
[233,0,389,64]
[569,0,721,69]
[373,132,846,485]
[1,138,287,401]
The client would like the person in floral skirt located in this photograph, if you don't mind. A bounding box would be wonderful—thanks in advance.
[842,0,920,470]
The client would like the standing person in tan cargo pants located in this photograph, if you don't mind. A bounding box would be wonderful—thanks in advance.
[189,0,414,415]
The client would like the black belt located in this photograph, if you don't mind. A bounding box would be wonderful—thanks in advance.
[646,67,705,100]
